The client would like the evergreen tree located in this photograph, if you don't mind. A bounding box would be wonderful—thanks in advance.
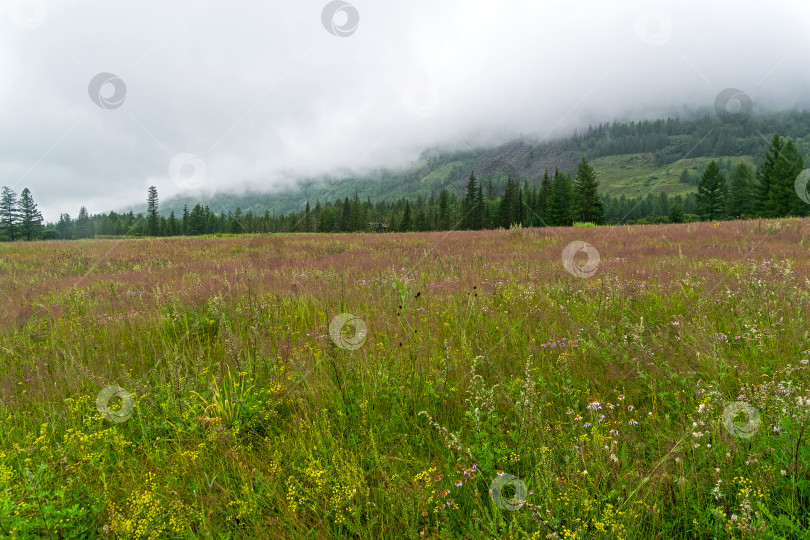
[415,205,428,231]
[340,197,351,232]
[475,182,486,229]
[658,191,669,216]
[668,203,684,223]
[167,211,178,235]
[351,191,362,231]
[182,204,189,235]
[538,170,552,222]
[767,139,805,216]
[188,204,205,235]
[400,201,412,232]
[75,206,94,239]
[571,157,605,224]
[726,162,754,218]
[499,178,516,228]
[57,213,73,239]
[304,201,312,232]
[546,171,574,226]
[757,134,784,217]
[18,188,43,241]
[696,161,727,220]
[438,189,450,230]
[146,186,159,236]
[313,201,322,232]
[462,172,478,230]
[0,186,19,241]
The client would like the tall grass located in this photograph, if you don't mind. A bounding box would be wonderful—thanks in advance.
[0,219,809,538]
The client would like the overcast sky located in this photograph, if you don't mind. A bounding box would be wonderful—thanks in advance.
[2,0,809,221]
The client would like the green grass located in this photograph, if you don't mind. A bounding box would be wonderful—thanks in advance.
[592,153,756,197]
[0,221,809,538]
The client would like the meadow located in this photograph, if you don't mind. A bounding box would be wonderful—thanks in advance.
[0,219,809,539]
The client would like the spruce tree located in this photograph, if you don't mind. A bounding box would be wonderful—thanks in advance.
[726,162,754,218]
[767,139,805,217]
[340,197,351,232]
[18,188,43,241]
[146,186,159,236]
[757,134,783,217]
[182,204,189,235]
[304,201,312,232]
[475,182,486,230]
[168,211,178,235]
[572,157,605,224]
[668,203,684,223]
[538,170,552,222]
[75,206,94,239]
[499,179,515,228]
[546,171,573,226]
[462,172,478,230]
[57,213,73,239]
[438,189,450,230]
[400,201,412,232]
[696,161,727,220]
[0,186,19,241]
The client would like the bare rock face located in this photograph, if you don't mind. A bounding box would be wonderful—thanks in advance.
[473,138,583,180]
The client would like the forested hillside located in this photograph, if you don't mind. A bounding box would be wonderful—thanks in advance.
[1,110,809,240]
[141,109,810,219]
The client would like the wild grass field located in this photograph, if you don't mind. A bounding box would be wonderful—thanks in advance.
[1,219,809,539]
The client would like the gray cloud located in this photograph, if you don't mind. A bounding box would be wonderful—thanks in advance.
[1,0,809,221]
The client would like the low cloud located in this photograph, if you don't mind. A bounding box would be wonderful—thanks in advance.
[1,0,808,220]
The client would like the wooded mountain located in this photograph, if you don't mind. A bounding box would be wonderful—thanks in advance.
[131,109,810,218]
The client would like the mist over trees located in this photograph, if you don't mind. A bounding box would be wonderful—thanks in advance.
[3,110,809,242]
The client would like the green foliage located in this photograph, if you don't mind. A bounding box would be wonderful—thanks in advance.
[696,161,728,220]
[546,170,574,226]
[572,157,605,225]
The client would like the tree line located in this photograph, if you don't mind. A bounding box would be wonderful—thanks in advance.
[576,109,810,166]
[0,133,806,242]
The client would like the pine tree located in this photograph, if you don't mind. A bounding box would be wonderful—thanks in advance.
[146,186,159,236]
[726,162,754,218]
[767,139,805,217]
[18,188,43,241]
[571,157,605,224]
[0,186,20,241]
[546,171,573,226]
[696,161,728,220]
